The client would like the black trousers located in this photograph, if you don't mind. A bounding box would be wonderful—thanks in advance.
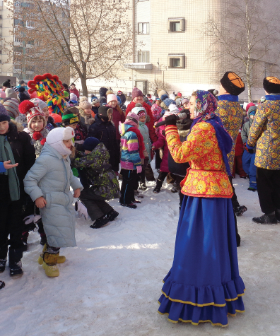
[0,199,23,259]
[174,175,185,209]
[229,176,240,210]
[120,169,137,204]
[256,167,280,214]
[139,158,149,185]
[80,187,113,221]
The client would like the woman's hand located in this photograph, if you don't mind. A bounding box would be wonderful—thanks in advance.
[3,160,18,170]
[35,197,47,209]
[73,188,81,198]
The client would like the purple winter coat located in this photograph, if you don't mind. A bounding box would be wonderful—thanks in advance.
[153,120,169,173]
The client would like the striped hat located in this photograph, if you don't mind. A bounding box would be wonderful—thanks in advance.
[3,98,19,119]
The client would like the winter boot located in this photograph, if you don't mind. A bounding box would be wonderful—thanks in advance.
[90,215,110,229]
[153,178,164,193]
[42,252,59,277]
[22,231,29,252]
[38,244,66,265]
[234,205,247,217]
[0,259,7,273]
[107,210,119,222]
[9,248,23,277]
[138,182,147,191]
[120,203,137,209]
[253,212,278,224]
[0,280,5,289]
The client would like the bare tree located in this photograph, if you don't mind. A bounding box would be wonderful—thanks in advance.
[149,79,172,95]
[203,0,280,101]
[5,0,133,96]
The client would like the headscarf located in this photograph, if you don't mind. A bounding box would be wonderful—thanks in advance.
[190,90,233,177]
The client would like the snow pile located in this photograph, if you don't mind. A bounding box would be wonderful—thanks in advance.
[1,176,280,336]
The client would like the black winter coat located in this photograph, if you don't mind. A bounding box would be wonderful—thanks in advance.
[0,122,36,200]
[88,114,120,172]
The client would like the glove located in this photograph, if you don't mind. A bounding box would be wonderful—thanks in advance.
[246,143,254,154]
[165,115,177,126]
[136,166,142,174]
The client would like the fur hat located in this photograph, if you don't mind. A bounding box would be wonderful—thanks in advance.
[220,72,245,96]
[79,100,92,110]
[19,100,46,131]
[83,137,100,152]
[0,105,10,122]
[3,98,19,119]
[125,112,139,127]
[30,98,48,111]
[132,87,143,100]
[263,77,280,94]
[46,127,74,156]
[107,94,118,104]
[2,79,11,88]
[5,88,18,99]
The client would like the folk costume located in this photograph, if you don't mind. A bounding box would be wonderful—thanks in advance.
[247,77,280,224]
[158,91,245,327]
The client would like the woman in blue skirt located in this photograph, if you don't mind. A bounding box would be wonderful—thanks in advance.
[158,90,245,327]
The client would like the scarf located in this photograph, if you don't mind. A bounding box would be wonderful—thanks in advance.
[128,126,145,159]
[0,135,20,201]
[189,90,233,177]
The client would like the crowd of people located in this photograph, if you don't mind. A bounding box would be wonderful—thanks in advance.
[0,72,280,327]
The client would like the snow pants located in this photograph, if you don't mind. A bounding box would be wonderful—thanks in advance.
[242,151,257,190]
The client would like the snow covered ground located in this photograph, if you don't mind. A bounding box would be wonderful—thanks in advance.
[1,175,280,336]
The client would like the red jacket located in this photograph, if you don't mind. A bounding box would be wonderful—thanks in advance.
[70,88,80,99]
[235,132,244,157]
[126,101,157,142]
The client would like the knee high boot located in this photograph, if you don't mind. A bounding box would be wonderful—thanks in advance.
[42,252,59,277]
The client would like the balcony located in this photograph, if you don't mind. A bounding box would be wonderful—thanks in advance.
[124,63,153,70]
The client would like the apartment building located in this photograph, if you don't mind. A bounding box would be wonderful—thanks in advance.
[85,0,280,101]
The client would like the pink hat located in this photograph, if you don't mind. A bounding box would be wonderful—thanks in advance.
[19,100,46,131]
[107,94,118,104]
[132,87,143,100]
[124,112,139,127]
[246,102,255,112]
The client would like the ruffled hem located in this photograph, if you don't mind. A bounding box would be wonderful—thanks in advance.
[158,271,245,326]
[161,270,245,307]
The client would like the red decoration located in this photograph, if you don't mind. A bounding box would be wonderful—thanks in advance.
[33,132,42,141]
[40,138,46,146]
[19,101,35,115]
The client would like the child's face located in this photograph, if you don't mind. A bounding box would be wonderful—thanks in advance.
[63,139,73,149]
[0,121,9,135]
[108,100,117,108]
[183,103,189,109]
[139,115,146,123]
[31,116,44,132]
[69,123,77,130]
[43,107,49,118]
[250,114,255,120]
[156,100,161,106]
[84,108,92,116]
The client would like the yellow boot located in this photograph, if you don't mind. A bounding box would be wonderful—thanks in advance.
[42,252,59,277]
[38,244,66,265]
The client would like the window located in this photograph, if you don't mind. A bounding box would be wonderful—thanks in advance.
[14,64,22,70]
[168,54,185,68]
[138,22,149,35]
[14,36,22,43]
[14,19,24,26]
[168,18,185,32]
[21,2,33,7]
[26,21,35,28]
[14,46,23,53]
[138,50,150,63]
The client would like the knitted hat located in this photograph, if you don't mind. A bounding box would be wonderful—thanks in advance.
[158,90,167,99]
[18,87,30,102]
[98,106,113,119]
[30,98,48,111]
[163,98,176,108]
[125,112,139,127]
[0,105,10,122]
[70,93,77,101]
[248,106,257,116]
[82,137,100,152]
[3,98,19,119]
[117,90,122,95]
[160,94,169,101]
[62,110,79,125]
[92,98,99,105]
[263,77,280,94]
[246,102,255,112]
[132,106,146,117]
[46,127,74,156]
[177,92,182,97]
[132,87,143,100]
[19,100,46,131]
[182,98,189,106]
[5,88,18,99]
[220,72,245,96]
[79,100,92,110]
[3,79,11,88]
[107,94,118,104]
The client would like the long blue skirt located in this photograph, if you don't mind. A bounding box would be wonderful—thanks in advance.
[158,196,245,327]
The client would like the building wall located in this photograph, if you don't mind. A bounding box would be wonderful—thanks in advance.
[1,0,14,77]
